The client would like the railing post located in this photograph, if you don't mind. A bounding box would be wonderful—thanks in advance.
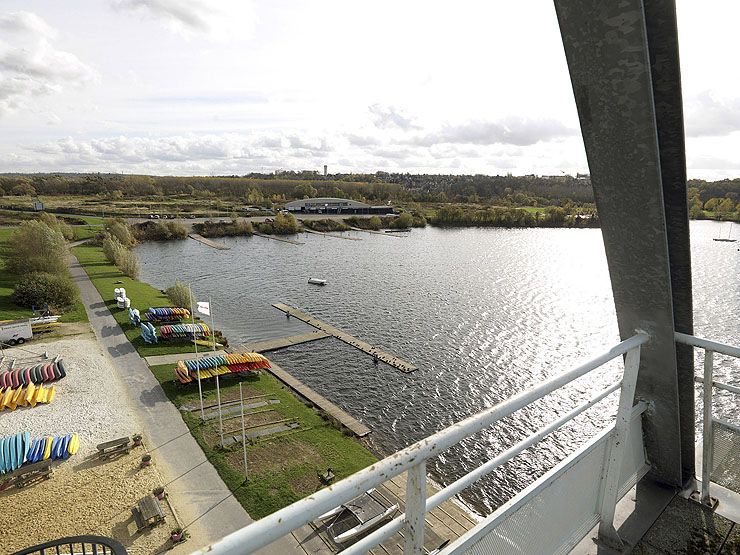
[403,462,426,555]
[701,349,714,505]
[597,344,642,551]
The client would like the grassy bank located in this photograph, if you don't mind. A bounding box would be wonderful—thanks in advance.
[149,362,377,518]
[71,243,199,356]
[0,228,88,323]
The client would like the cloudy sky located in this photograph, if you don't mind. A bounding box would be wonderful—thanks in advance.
[0,0,738,178]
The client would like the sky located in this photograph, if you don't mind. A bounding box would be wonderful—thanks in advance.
[0,0,739,178]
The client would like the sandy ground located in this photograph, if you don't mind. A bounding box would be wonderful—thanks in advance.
[0,331,188,554]
[1,332,140,455]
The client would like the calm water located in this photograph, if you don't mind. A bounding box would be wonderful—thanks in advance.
[136,221,739,515]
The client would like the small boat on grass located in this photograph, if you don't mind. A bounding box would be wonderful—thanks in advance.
[319,489,399,544]
[308,278,327,286]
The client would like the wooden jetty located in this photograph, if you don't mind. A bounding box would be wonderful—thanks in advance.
[253,231,304,245]
[301,227,362,241]
[291,471,478,554]
[273,303,417,373]
[232,330,331,354]
[188,233,229,250]
[263,361,371,437]
[347,226,402,238]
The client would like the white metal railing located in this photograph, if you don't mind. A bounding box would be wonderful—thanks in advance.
[676,332,740,505]
[193,332,649,555]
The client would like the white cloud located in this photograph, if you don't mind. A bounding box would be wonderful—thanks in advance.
[111,0,257,41]
[369,104,419,131]
[0,11,95,118]
[684,91,740,138]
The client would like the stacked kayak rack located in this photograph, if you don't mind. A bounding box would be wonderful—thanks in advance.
[0,432,79,474]
[0,359,66,411]
[160,323,210,340]
[175,352,270,384]
[145,307,190,322]
[140,322,158,344]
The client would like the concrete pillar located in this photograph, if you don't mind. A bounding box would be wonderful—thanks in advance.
[554,0,692,487]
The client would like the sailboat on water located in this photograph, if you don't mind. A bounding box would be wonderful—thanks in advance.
[713,222,737,242]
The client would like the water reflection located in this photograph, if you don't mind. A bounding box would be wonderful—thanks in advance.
[136,221,739,515]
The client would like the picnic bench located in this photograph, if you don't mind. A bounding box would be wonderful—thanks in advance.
[319,468,335,484]
[0,460,53,491]
[96,436,134,460]
[132,495,165,530]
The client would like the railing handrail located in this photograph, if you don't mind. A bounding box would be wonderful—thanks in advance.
[195,332,649,554]
[11,535,126,555]
[675,332,740,358]
[695,376,740,396]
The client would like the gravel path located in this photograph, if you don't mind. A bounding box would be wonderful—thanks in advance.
[1,335,142,456]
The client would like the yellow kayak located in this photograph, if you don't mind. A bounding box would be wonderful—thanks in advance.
[68,434,79,455]
[43,437,52,460]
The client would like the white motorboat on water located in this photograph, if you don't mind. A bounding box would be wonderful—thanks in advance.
[308,278,327,285]
[320,489,398,544]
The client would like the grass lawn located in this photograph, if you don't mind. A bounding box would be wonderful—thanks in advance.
[0,228,87,323]
[149,362,378,518]
[72,225,105,241]
[71,244,202,357]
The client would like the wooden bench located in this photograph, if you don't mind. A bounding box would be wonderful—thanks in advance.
[132,496,165,530]
[0,460,53,491]
[319,468,335,484]
[96,437,133,460]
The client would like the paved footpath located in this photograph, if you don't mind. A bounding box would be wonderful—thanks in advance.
[68,252,301,554]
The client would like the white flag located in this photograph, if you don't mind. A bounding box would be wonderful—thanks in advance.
[197,301,210,316]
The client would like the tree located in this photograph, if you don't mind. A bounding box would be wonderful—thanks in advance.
[109,221,133,246]
[292,183,317,199]
[7,221,67,275]
[166,280,192,308]
[12,272,78,309]
[704,198,720,212]
[103,234,124,264]
[717,198,735,214]
[368,216,382,230]
[115,248,140,279]
[12,183,36,196]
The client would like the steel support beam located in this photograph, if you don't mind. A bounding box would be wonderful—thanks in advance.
[642,0,695,485]
[554,0,686,487]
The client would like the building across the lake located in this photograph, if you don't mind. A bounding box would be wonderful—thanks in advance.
[285,197,393,215]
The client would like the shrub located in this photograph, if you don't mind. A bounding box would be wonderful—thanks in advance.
[12,272,78,309]
[102,234,124,264]
[115,248,141,279]
[166,280,193,308]
[109,221,133,246]
[133,221,187,241]
[272,213,298,234]
[6,221,67,275]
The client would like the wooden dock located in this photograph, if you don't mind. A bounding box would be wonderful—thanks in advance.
[301,227,362,241]
[263,361,371,437]
[348,226,402,237]
[291,471,478,554]
[231,330,331,354]
[273,303,417,373]
[253,231,304,245]
[188,233,230,250]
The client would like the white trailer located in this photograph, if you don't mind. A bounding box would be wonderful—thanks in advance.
[0,319,34,345]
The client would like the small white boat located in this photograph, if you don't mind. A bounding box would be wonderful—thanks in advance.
[308,278,327,286]
[317,489,375,521]
[324,490,398,544]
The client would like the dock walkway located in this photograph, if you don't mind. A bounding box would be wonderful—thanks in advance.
[253,231,304,245]
[274,303,417,373]
[188,233,230,250]
[347,226,402,237]
[231,330,330,354]
[301,227,362,241]
[261,361,371,437]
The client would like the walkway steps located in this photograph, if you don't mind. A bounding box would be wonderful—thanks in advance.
[232,330,331,354]
[253,231,304,245]
[263,361,371,437]
[273,303,417,373]
[301,227,362,241]
[188,233,230,250]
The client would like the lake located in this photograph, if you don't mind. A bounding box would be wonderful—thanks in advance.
[136,220,739,515]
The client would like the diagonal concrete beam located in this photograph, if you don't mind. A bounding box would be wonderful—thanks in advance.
[553,0,686,486]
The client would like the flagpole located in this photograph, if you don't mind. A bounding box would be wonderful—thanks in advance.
[240,382,247,481]
[189,286,204,421]
[211,297,223,447]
